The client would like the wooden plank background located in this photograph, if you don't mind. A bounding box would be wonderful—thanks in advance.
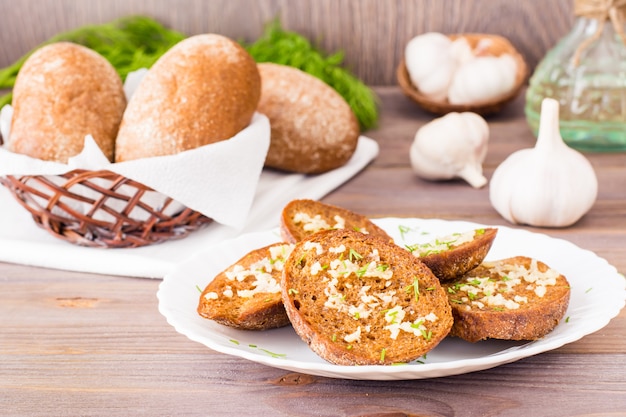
[0,0,575,85]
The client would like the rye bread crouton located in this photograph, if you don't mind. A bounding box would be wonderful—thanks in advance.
[281,229,453,365]
[407,228,498,281]
[280,199,390,243]
[197,243,294,330]
[443,256,571,342]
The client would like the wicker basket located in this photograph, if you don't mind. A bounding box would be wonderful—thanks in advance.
[0,170,212,248]
[397,33,528,116]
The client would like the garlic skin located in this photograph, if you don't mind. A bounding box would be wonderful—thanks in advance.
[448,54,518,105]
[410,112,489,188]
[489,98,598,227]
[404,33,459,101]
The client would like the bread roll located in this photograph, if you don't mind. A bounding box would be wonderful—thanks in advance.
[258,63,360,174]
[9,42,126,163]
[115,34,261,161]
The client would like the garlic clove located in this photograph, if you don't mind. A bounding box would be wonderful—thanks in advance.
[448,54,518,105]
[410,112,489,188]
[489,98,598,227]
[405,33,457,101]
[449,37,474,64]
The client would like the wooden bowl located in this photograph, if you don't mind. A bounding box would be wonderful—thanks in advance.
[397,33,528,116]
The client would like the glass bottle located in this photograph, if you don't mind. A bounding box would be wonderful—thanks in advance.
[525,3,626,152]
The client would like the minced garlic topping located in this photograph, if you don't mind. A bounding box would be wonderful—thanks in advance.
[303,244,438,344]
[293,212,346,233]
[384,306,438,340]
[205,243,294,300]
[450,259,560,311]
[409,229,481,256]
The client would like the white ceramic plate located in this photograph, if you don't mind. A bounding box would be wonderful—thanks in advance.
[157,218,625,380]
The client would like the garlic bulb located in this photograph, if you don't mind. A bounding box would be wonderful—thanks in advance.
[410,112,489,188]
[405,33,471,101]
[448,54,518,105]
[489,98,598,227]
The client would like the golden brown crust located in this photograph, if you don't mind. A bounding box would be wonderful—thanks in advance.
[257,63,360,174]
[282,229,453,365]
[197,243,294,330]
[280,199,391,244]
[115,34,260,161]
[9,42,126,163]
[413,228,498,282]
[443,256,571,342]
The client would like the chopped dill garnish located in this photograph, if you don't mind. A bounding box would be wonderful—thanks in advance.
[349,248,363,262]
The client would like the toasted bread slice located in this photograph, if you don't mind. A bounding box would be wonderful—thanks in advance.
[280,199,390,243]
[197,243,294,330]
[443,256,571,342]
[282,229,453,365]
[407,228,498,281]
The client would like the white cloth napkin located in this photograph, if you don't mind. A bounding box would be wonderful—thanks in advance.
[0,109,271,229]
[0,136,379,278]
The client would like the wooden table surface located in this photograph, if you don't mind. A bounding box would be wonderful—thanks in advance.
[1,87,625,417]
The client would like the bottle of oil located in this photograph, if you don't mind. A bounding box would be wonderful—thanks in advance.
[525,1,626,152]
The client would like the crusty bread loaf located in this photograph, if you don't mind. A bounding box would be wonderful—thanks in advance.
[282,229,453,365]
[9,42,126,163]
[115,34,261,161]
[407,228,498,281]
[280,199,390,243]
[443,256,571,342]
[257,63,360,174]
[197,243,294,330]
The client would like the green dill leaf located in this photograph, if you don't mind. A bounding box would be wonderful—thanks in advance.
[356,266,368,278]
[398,225,413,240]
[258,348,287,358]
[349,248,363,261]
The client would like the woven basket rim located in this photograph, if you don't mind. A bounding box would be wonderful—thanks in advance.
[0,170,212,248]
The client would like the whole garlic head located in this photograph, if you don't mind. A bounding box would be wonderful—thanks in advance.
[448,54,518,105]
[410,112,489,188]
[489,98,598,227]
[405,33,463,101]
